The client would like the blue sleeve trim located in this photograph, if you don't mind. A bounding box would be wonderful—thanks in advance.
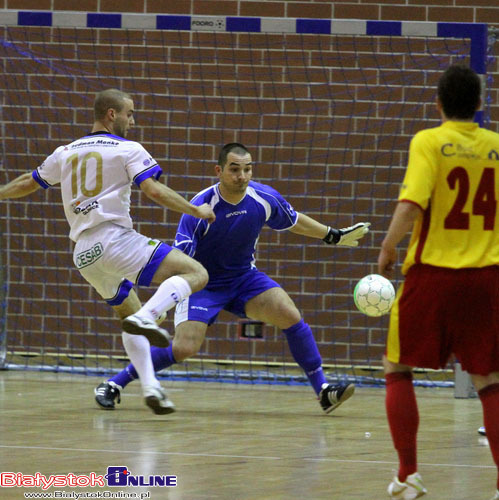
[133,164,163,187]
[87,13,122,29]
[32,169,51,189]
[106,279,134,306]
[156,15,191,30]
[18,11,52,26]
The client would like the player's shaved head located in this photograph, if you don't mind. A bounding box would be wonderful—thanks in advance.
[94,89,132,121]
[218,143,250,168]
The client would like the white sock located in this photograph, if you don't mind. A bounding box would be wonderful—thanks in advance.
[121,332,159,390]
[136,275,192,321]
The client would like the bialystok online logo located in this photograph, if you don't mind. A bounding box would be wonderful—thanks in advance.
[0,467,177,490]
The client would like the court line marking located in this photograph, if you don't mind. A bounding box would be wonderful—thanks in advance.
[0,445,494,469]
[303,458,495,469]
[0,445,281,461]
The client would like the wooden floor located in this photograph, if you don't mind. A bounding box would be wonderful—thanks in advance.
[0,370,494,499]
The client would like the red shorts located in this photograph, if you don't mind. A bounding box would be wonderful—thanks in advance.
[386,264,499,376]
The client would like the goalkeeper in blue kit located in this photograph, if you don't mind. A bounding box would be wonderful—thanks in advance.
[95,143,370,414]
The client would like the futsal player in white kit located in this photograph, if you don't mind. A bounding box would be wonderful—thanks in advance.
[0,89,215,414]
[95,143,370,414]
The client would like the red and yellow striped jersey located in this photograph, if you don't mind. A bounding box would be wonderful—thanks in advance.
[399,120,499,273]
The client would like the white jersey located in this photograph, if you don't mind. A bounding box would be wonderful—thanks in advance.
[32,132,162,241]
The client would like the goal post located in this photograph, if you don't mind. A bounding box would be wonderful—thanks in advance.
[0,11,495,388]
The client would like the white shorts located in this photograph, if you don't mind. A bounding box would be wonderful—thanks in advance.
[73,222,173,305]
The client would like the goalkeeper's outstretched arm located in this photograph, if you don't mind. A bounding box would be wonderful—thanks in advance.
[289,212,370,247]
[0,172,41,200]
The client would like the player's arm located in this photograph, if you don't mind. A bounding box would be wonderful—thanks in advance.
[140,177,215,223]
[289,212,370,247]
[0,172,41,200]
[377,201,423,277]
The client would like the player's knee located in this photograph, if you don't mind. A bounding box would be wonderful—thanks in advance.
[470,372,499,393]
[172,341,199,362]
[280,310,302,329]
[190,263,209,292]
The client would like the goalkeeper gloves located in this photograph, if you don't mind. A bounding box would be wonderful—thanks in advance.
[323,222,370,247]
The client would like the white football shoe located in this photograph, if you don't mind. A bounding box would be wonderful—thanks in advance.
[143,385,176,415]
[387,472,427,499]
[122,314,171,348]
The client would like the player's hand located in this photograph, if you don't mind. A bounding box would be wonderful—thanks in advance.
[337,222,370,246]
[194,203,216,223]
[324,222,370,246]
[378,247,396,278]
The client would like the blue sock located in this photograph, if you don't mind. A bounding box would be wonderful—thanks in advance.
[109,346,177,389]
[283,319,326,395]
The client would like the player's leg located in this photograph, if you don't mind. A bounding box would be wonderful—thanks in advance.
[93,289,175,414]
[75,224,176,413]
[472,373,499,496]
[383,356,426,498]
[115,290,174,414]
[243,282,354,413]
[453,266,499,497]
[384,265,461,498]
[97,285,221,409]
[107,319,209,395]
[123,248,208,340]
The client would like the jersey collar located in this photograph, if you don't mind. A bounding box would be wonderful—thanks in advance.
[215,183,248,206]
[441,120,479,132]
[84,131,126,140]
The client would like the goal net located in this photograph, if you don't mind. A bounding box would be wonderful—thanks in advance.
[0,13,494,388]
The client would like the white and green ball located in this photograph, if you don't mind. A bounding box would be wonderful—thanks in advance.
[354,274,395,317]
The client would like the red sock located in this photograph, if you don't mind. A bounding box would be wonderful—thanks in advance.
[385,371,419,482]
[479,383,499,490]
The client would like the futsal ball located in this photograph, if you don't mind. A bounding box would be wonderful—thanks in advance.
[353,274,395,317]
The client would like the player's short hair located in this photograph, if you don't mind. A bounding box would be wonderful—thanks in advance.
[94,89,131,121]
[218,143,250,168]
[437,64,481,120]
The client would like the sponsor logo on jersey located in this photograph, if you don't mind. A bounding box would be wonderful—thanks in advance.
[71,139,119,149]
[72,200,100,215]
[441,143,479,159]
[76,242,103,269]
[226,209,247,218]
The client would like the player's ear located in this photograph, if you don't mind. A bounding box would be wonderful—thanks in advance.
[435,98,446,119]
[215,165,222,177]
[435,97,442,112]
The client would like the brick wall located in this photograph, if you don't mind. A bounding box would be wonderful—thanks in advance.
[0,1,497,378]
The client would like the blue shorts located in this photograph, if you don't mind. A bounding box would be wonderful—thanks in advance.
[174,269,281,326]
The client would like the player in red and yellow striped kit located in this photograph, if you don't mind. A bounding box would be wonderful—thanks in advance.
[378,64,499,499]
